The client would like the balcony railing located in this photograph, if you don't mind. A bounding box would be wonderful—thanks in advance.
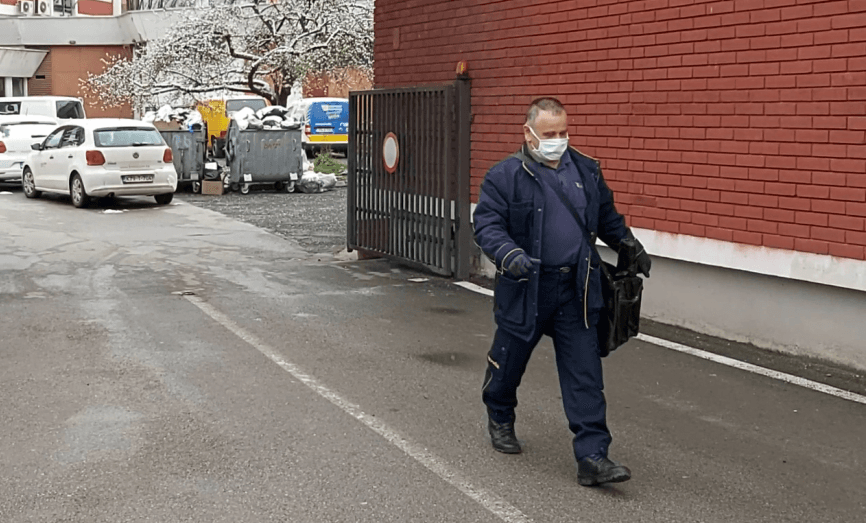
[124,0,255,11]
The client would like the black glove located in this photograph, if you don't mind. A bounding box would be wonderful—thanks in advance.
[616,236,651,278]
[503,249,534,278]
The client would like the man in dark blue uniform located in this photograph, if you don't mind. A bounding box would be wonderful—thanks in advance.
[473,97,651,486]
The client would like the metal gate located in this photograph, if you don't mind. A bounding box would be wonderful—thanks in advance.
[347,76,471,278]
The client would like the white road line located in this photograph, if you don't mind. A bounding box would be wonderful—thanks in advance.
[636,334,866,406]
[455,281,494,296]
[455,281,866,407]
[184,295,533,523]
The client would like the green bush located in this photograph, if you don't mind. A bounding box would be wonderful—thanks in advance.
[313,150,347,175]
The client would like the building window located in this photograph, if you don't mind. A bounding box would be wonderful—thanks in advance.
[12,78,25,97]
[54,0,74,15]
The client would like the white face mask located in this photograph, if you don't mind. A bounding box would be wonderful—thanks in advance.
[528,126,568,162]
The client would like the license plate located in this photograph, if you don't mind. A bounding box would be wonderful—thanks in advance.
[122,175,154,184]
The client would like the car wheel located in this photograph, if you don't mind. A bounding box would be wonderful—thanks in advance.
[240,183,250,195]
[22,168,41,199]
[191,181,201,194]
[154,193,174,205]
[70,174,90,208]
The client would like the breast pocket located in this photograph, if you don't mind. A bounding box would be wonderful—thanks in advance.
[509,201,534,244]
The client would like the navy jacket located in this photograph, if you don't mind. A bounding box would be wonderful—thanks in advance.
[473,145,630,341]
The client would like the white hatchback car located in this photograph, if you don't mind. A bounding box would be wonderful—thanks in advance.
[22,119,178,208]
[0,115,58,183]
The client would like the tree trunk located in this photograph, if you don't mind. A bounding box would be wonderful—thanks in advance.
[278,87,292,107]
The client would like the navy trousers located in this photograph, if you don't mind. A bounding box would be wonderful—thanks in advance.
[483,269,611,460]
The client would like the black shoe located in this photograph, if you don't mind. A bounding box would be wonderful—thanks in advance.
[577,454,631,486]
[488,418,522,454]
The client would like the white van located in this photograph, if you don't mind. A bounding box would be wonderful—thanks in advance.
[0,96,86,121]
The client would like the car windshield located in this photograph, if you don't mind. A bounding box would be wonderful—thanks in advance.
[94,127,164,148]
[56,101,85,119]
[227,99,267,114]
[0,102,22,115]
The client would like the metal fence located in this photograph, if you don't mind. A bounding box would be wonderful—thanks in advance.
[347,77,471,278]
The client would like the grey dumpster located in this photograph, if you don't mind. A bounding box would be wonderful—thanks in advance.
[225,120,303,194]
[160,128,207,192]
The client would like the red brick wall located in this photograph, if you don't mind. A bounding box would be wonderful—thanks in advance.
[374,0,866,260]
[78,0,113,16]
[47,46,133,118]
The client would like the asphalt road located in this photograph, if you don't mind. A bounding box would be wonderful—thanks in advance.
[1,187,864,523]
[176,184,349,259]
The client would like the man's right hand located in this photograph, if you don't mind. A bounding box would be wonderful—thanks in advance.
[503,250,534,278]
[616,237,651,278]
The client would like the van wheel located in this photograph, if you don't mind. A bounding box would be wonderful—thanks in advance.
[155,193,174,205]
[22,168,41,199]
[70,174,90,208]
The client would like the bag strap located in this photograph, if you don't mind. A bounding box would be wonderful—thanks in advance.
[543,168,614,282]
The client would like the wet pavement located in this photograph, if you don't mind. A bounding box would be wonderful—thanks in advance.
[1,186,864,522]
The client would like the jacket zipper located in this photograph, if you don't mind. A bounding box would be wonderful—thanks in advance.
[524,159,593,328]
[583,256,591,329]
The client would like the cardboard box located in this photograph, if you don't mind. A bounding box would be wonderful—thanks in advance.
[153,120,185,131]
[201,180,224,195]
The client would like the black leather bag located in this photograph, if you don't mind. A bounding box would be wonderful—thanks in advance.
[596,261,643,357]
[547,179,644,357]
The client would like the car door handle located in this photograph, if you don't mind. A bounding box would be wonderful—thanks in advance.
[49,156,54,159]
[67,155,73,158]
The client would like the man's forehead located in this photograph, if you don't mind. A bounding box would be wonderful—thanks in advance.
[531,110,568,129]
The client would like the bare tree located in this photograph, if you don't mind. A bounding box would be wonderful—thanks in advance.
[83,0,373,108]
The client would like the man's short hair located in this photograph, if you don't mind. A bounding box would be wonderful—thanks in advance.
[525,97,566,125]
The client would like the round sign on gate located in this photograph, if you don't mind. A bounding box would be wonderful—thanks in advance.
[383,132,399,174]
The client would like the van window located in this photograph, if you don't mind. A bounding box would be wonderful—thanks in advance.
[56,100,85,119]
[226,99,267,114]
[0,101,21,115]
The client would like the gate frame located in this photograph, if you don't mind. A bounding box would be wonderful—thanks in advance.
[347,73,472,279]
